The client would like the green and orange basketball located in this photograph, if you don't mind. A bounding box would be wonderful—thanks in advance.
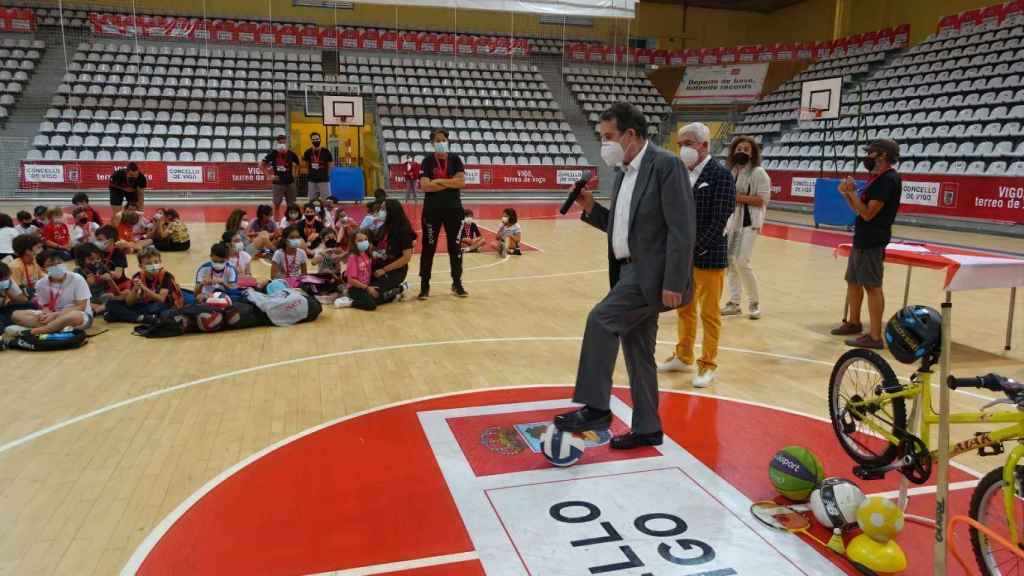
[769,446,825,502]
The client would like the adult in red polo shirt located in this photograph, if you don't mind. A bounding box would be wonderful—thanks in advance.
[402,155,421,203]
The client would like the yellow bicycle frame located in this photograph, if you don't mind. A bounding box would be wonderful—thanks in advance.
[847,369,1024,543]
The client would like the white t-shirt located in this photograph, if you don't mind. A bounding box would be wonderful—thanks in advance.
[228,251,252,276]
[35,272,93,317]
[0,227,19,254]
[71,222,100,245]
[272,249,307,278]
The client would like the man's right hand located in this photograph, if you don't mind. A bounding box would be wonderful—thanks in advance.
[575,187,595,214]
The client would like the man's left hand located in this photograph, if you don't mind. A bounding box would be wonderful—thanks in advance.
[662,290,683,309]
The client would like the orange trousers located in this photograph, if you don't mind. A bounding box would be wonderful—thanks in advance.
[675,267,725,372]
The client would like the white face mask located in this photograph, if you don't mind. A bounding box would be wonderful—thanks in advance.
[145,263,162,273]
[275,143,287,152]
[47,265,66,280]
[211,262,226,271]
[601,140,625,168]
[464,217,473,224]
[679,146,699,169]
[433,141,449,154]
[240,220,250,229]
[501,216,509,224]
[233,241,245,252]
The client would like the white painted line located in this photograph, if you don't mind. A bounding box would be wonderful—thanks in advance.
[307,551,479,576]
[118,382,989,574]
[867,480,979,500]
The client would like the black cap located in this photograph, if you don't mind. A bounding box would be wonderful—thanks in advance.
[863,139,900,163]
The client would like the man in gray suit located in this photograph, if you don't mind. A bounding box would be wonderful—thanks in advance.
[555,103,696,450]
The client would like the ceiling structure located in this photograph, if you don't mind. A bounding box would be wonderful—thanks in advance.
[641,0,806,13]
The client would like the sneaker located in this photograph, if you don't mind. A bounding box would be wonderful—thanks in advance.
[3,324,27,337]
[418,282,430,300]
[397,281,410,302]
[749,303,761,320]
[657,355,693,373]
[721,302,742,316]
[333,296,353,309]
[510,248,522,256]
[452,283,468,298]
[830,322,863,336]
[693,368,716,388]
[845,334,885,350]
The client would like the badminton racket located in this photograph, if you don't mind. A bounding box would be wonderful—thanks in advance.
[750,501,877,576]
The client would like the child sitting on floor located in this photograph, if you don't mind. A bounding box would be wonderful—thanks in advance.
[15,211,37,236]
[0,261,35,330]
[494,207,523,257]
[459,208,485,253]
[71,206,100,247]
[73,243,118,315]
[222,230,256,288]
[72,192,103,226]
[9,234,44,297]
[104,246,183,323]
[40,206,73,261]
[93,225,131,294]
[195,242,238,303]
[271,226,308,286]
[113,208,152,253]
[151,209,191,252]
[10,249,93,335]
[335,231,377,311]
[247,204,279,259]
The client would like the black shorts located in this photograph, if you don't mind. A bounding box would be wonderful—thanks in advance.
[845,246,885,287]
[110,187,139,207]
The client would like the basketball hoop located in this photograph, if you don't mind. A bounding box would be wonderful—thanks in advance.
[798,107,825,122]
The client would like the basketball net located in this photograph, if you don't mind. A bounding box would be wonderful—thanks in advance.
[798,107,825,122]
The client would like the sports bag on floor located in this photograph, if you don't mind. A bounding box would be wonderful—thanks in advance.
[9,329,88,351]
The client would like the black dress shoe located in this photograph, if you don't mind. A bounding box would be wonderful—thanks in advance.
[554,407,612,433]
[610,431,663,450]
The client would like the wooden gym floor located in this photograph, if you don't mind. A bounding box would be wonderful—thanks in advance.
[1,201,1023,575]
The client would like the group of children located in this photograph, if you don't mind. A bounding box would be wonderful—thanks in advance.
[0,191,528,340]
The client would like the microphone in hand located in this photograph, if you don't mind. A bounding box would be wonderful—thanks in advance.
[559,172,593,215]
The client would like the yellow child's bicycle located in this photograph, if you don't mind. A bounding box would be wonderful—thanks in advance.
[828,307,1024,576]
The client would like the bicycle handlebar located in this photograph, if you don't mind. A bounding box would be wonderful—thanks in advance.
[948,373,1020,395]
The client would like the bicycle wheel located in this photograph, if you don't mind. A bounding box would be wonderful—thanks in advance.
[828,348,906,469]
[970,466,1024,576]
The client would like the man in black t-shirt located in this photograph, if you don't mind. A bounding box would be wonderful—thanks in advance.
[303,132,334,202]
[109,162,148,209]
[831,139,903,349]
[260,134,301,221]
[417,128,467,299]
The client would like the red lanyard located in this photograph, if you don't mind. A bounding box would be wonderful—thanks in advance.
[45,281,65,312]
[24,261,36,290]
[435,157,447,179]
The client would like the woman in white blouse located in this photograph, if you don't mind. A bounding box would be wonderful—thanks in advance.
[722,135,771,320]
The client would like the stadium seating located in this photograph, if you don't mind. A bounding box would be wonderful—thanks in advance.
[27,40,322,162]
[757,15,1024,176]
[325,54,588,166]
[0,36,44,127]
[564,65,671,135]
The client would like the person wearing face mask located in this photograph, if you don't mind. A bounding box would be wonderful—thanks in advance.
[721,135,771,320]
[271,226,309,286]
[195,242,239,303]
[658,123,736,389]
[261,134,301,221]
[553,103,696,451]
[9,234,45,297]
[108,162,147,210]
[303,132,334,202]
[0,261,35,331]
[104,247,183,323]
[10,249,93,335]
[493,207,523,257]
[458,208,485,253]
[93,225,130,294]
[832,139,903,350]
[299,203,325,249]
[402,155,421,203]
[151,209,191,252]
[418,127,468,299]
[71,207,100,247]
[221,230,254,281]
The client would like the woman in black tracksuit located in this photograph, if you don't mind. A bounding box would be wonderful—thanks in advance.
[417,128,468,299]
[369,199,416,304]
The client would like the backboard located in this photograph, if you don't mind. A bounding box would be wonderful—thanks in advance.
[322,94,364,127]
[799,77,842,121]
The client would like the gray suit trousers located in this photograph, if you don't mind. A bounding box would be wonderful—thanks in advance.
[572,263,662,434]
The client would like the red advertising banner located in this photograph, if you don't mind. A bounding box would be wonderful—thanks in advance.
[387,164,597,191]
[0,8,36,32]
[768,170,1024,224]
[21,161,273,190]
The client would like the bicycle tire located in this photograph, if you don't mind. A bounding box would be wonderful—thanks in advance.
[970,466,1024,576]
[828,348,906,469]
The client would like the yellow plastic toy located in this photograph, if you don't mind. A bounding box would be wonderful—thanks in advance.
[847,533,908,573]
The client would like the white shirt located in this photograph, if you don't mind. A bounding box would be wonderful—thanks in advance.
[0,227,19,254]
[688,154,712,187]
[35,272,93,317]
[611,141,649,260]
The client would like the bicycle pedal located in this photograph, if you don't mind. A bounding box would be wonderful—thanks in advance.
[978,443,1004,457]
[853,466,887,481]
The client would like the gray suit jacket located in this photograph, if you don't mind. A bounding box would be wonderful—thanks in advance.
[582,142,696,310]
